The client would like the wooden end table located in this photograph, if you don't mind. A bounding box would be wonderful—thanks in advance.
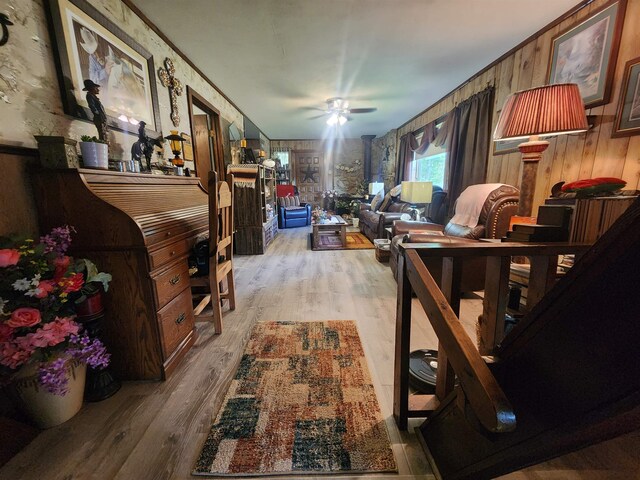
[312,215,348,249]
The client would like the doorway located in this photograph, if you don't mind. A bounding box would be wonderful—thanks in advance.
[187,87,225,188]
[293,150,324,205]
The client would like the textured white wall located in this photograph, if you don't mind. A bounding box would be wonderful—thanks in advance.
[0,0,244,163]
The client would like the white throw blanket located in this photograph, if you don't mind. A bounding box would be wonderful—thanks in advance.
[450,183,506,228]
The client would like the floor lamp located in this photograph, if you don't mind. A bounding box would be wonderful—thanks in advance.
[493,83,588,217]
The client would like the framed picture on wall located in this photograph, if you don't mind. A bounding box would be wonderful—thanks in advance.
[547,0,626,108]
[613,56,640,137]
[46,0,162,136]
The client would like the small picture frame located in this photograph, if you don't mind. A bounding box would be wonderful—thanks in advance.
[547,0,626,108]
[612,56,640,138]
[181,133,193,161]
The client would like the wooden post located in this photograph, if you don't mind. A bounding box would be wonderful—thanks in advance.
[393,251,413,430]
[436,257,462,399]
[479,256,511,354]
[527,255,558,309]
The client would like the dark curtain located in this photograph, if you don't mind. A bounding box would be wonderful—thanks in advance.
[395,121,439,185]
[441,86,495,214]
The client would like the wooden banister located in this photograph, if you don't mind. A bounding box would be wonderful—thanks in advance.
[405,249,516,433]
[393,240,591,430]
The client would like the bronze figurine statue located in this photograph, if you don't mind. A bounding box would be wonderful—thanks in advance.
[131,121,164,172]
[83,79,108,144]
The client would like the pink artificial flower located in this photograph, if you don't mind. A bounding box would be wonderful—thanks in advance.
[35,280,56,299]
[7,307,41,328]
[0,249,20,268]
[58,272,84,293]
[0,342,32,369]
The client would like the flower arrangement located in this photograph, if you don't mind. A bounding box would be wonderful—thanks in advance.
[311,207,328,223]
[321,190,337,199]
[0,226,110,395]
[561,177,627,198]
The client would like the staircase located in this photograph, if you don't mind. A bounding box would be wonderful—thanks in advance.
[394,198,640,479]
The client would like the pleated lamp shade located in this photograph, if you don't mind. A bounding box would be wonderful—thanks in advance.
[494,83,588,141]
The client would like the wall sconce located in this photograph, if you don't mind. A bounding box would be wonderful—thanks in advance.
[240,138,247,148]
[164,130,185,175]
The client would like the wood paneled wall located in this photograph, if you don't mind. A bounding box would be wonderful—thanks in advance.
[398,0,640,212]
[0,148,40,237]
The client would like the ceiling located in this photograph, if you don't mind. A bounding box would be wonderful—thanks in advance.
[130,0,581,140]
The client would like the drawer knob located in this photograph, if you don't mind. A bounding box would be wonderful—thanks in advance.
[166,231,171,237]
[170,250,176,256]
[175,312,186,325]
[169,274,181,285]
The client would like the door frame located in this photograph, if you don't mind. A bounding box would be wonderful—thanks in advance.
[186,86,225,182]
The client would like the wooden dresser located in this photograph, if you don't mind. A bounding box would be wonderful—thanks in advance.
[33,169,208,380]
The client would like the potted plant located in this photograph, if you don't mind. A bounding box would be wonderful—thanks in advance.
[73,259,112,319]
[0,226,111,428]
[79,135,108,170]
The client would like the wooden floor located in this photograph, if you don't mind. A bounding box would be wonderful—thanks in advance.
[1,227,638,479]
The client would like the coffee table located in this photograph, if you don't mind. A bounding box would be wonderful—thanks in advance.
[312,215,348,249]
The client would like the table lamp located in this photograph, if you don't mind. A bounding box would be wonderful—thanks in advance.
[368,182,384,201]
[401,181,433,220]
[493,83,588,217]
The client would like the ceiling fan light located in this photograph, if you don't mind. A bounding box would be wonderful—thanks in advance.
[327,113,339,126]
[338,114,347,126]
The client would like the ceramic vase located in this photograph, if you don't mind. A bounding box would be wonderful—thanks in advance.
[12,358,86,429]
[79,142,109,170]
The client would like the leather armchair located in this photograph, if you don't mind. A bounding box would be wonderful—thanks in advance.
[390,184,519,292]
[276,185,311,228]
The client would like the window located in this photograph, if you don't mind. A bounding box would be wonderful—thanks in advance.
[411,130,447,188]
[272,151,289,167]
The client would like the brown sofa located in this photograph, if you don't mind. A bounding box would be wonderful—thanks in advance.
[390,184,519,292]
[359,185,447,242]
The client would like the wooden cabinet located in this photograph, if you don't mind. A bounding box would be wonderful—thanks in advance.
[234,165,278,254]
[32,169,207,380]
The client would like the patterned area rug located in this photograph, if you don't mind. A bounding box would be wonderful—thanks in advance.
[194,321,397,477]
[310,232,374,250]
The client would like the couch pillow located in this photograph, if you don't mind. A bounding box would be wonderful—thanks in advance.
[378,192,394,212]
[389,184,402,198]
[370,190,384,212]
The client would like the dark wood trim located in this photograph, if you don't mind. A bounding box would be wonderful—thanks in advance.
[397,0,594,132]
[0,144,38,156]
[186,86,225,182]
[120,0,270,141]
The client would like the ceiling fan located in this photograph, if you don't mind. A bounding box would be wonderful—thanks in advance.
[315,98,377,126]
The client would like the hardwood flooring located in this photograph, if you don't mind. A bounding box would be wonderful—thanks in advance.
[1,227,638,479]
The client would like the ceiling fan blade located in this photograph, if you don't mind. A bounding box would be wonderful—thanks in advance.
[308,113,327,120]
[300,106,327,112]
[349,107,377,114]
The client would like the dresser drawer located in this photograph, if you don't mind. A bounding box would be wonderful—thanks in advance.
[148,238,191,270]
[152,261,190,309]
[157,288,195,358]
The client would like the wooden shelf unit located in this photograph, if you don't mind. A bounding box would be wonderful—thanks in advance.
[275,167,291,184]
[234,165,278,254]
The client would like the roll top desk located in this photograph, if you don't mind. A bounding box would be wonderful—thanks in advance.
[33,169,207,380]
